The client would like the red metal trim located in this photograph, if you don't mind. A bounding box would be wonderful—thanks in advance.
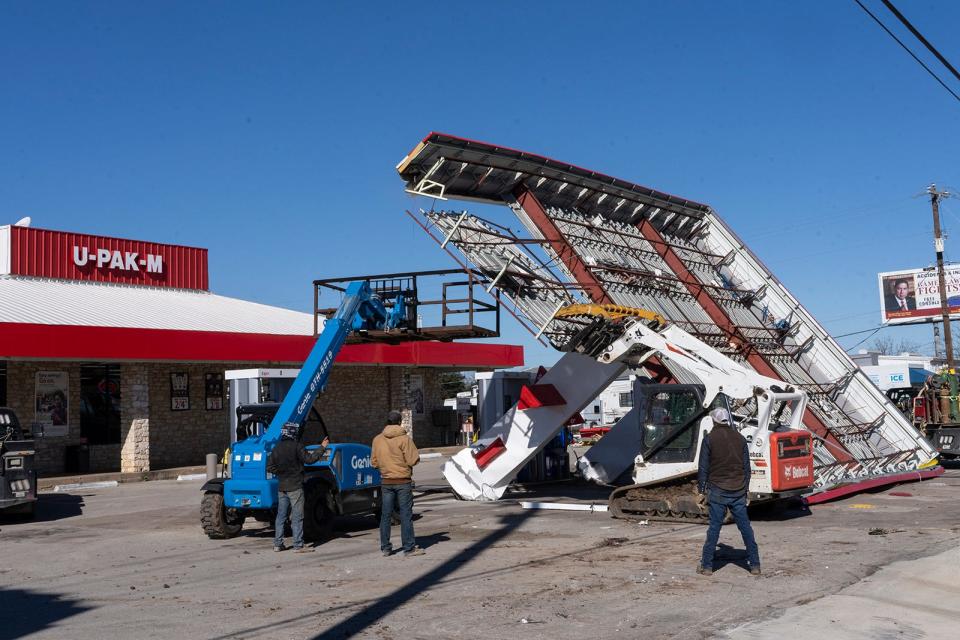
[472,436,507,470]
[517,384,566,411]
[8,226,209,290]
[0,322,524,367]
[511,191,678,383]
[642,361,676,384]
[513,186,612,304]
[636,218,851,460]
[803,466,945,505]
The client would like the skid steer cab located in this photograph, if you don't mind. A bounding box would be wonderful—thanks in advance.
[200,403,382,541]
[636,385,816,500]
[609,384,815,523]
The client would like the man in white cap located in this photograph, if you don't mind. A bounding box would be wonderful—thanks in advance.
[696,407,760,576]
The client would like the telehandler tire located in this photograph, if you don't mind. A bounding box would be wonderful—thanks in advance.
[303,487,333,541]
[201,491,243,539]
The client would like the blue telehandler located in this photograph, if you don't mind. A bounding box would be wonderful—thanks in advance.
[200,280,408,540]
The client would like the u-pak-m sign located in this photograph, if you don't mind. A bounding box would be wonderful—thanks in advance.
[73,246,164,274]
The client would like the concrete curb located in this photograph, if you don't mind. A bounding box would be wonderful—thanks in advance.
[53,480,119,493]
[38,465,207,491]
[176,473,208,482]
[418,445,462,455]
[36,445,460,492]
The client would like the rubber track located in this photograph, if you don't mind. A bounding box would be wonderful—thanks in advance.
[608,477,711,525]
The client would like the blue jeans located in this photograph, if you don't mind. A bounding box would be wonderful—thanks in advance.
[700,492,760,569]
[274,488,305,549]
[380,482,415,553]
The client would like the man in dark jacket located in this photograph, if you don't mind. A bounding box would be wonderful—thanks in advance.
[267,422,328,553]
[696,408,760,576]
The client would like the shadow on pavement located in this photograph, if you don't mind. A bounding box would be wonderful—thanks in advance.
[0,587,92,638]
[0,493,84,526]
[207,511,534,639]
[749,497,812,522]
[503,479,613,503]
[710,543,752,573]
[412,531,450,550]
[311,511,533,639]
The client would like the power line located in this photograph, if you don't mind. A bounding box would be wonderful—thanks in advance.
[835,325,885,339]
[852,0,960,103]
[845,327,884,352]
[880,0,960,84]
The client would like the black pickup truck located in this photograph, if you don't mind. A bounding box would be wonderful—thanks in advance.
[0,408,37,517]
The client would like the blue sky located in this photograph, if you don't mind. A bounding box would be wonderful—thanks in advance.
[3,1,959,366]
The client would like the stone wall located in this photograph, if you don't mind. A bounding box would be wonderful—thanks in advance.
[313,367,448,448]
[120,364,150,473]
[148,362,249,470]
[88,444,121,472]
[5,361,84,475]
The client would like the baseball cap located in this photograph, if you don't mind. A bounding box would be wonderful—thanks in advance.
[709,408,729,425]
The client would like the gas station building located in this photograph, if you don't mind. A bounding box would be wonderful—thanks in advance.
[0,224,522,475]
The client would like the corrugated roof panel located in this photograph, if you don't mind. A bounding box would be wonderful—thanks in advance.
[0,277,315,335]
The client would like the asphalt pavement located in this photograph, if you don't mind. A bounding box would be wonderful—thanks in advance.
[1,456,958,639]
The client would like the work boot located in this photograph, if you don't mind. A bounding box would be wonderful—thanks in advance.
[750,566,762,576]
[273,544,286,552]
[402,547,425,557]
[382,549,393,557]
[696,565,712,576]
[293,546,314,554]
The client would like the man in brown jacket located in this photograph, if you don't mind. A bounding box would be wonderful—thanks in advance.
[371,411,423,557]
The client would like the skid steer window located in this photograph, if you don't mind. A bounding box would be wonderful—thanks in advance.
[644,390,699,450]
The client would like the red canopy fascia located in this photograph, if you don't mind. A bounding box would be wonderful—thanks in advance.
[0,323,523,368]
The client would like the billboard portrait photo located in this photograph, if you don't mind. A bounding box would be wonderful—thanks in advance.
[878,267,960,325]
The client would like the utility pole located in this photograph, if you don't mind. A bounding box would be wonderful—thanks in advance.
[929,184,954,370]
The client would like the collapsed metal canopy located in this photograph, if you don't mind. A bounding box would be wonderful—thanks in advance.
[397,132,710,235]
[399,133,938,490]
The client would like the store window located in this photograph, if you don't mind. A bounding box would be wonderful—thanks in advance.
[619,391,634,407]
[80,364,121,444]
[0,361,6,407]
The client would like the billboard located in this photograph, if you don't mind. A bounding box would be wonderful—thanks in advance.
[878,267,960,325]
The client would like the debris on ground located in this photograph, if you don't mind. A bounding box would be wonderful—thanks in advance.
[601,537,629,547]
[868,528,903,536]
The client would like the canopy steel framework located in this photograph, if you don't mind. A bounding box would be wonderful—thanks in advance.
[398,133,937,489]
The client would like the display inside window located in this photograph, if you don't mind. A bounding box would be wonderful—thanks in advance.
[170,372,190,411]
[205,373,223,411]
[36,371,69,434]
[80,364,121,444]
